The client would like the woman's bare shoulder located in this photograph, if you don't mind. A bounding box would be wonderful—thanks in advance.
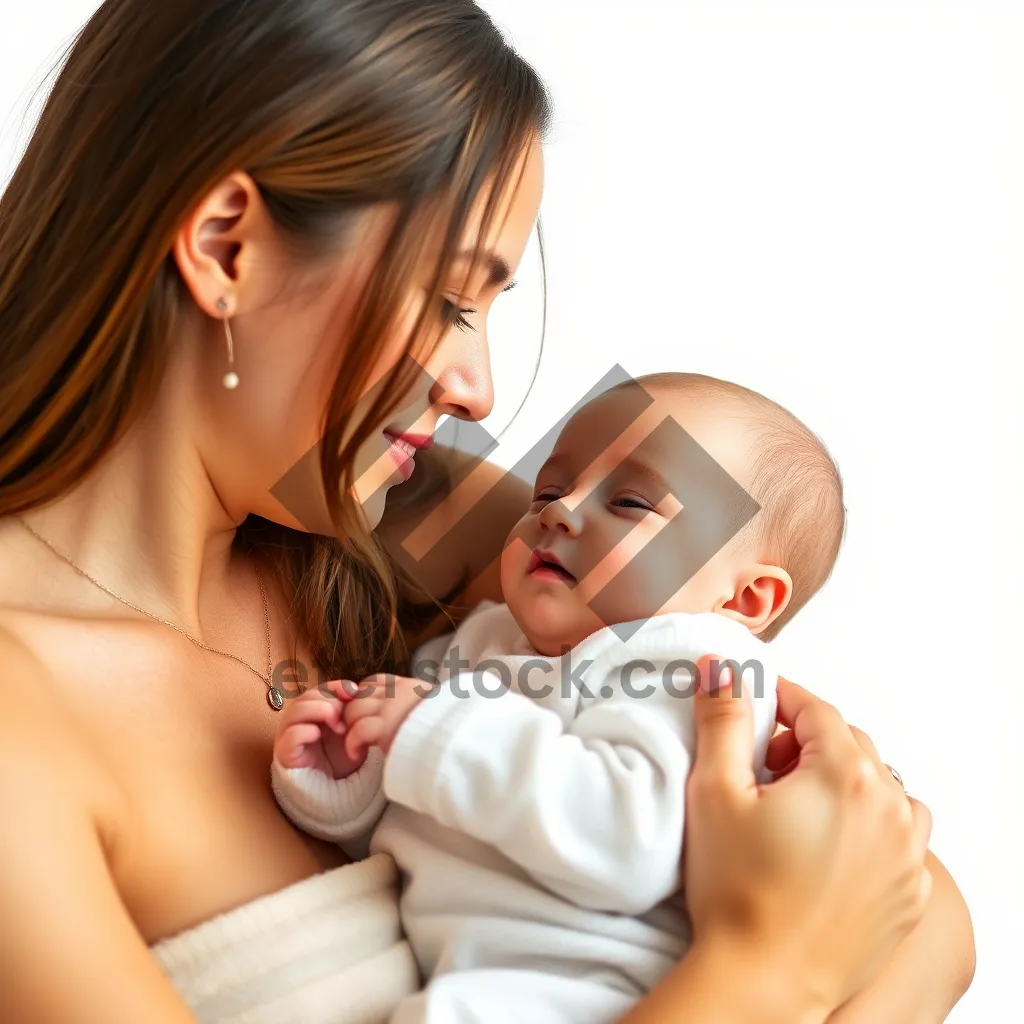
[0,618,51,697]
[0,624,194,1021]
[0,620,120,833]
[0,617,57,702]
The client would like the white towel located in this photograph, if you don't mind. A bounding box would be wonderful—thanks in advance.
[151,854,419,1024]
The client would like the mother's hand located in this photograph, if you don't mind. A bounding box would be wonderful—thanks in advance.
[683,660,932,1020]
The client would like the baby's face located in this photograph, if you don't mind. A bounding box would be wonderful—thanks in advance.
[500,386,756,656]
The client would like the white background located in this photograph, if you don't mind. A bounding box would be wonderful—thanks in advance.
[3,2,1022,1021]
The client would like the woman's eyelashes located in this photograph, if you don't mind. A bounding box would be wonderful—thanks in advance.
[440,278,516,332]
[440,297,477,333]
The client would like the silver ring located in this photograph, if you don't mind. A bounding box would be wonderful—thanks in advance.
[885,764,904,791]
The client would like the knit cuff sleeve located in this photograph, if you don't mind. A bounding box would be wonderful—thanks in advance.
[271,748,387,845]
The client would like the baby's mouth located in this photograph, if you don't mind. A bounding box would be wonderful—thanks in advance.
[527,549,577,585]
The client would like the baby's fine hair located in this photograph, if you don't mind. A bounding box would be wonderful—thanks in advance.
[631,372,846,640]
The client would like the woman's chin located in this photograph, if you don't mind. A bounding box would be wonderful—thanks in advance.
[355,469,408,531]
[360,491,390,531]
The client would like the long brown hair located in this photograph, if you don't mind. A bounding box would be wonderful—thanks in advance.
[0,0,550,678]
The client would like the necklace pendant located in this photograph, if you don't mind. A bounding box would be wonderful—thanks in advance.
[19,517,280,715]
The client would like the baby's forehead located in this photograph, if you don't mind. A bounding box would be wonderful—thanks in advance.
[550,383,754,483]
[561,383,744,449]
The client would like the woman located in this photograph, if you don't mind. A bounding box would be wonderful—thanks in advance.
[0,1,973,1021]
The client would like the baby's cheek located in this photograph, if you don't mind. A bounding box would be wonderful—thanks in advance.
[582,533,687,625]
[499,529,531,595]
[658,562,722,616]
[576,530,654,606]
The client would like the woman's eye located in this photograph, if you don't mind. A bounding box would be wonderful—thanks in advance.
[531,490,560,506]
[440,298,476,333]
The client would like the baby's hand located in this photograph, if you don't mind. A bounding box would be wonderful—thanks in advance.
[342,673,432,762]
[273,680,365,779]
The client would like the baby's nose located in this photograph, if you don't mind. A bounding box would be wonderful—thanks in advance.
[539,497,584,536]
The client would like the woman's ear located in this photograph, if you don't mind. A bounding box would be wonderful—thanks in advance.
[715,564,793,636]
[172,171,266,318]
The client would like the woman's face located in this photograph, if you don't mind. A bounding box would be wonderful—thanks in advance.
[347,140,546,529]
[178,138,544,532]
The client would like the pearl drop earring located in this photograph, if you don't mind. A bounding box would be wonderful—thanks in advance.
[216,297,239,389]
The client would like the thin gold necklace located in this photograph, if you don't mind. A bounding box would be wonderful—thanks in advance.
[16,516,285,711]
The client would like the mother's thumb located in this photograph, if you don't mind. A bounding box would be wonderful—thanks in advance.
[691,655,757,790]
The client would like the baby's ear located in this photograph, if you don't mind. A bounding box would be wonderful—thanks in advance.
[716,564,793,635]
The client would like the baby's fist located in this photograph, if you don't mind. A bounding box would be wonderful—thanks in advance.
[342,673,432,761]
[273,680,363,779]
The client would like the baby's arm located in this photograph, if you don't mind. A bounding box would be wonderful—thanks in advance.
[381,661,743,915]
[271,682,387,856]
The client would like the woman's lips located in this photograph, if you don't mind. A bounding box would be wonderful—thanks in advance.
[389,432,435,451]
[383,431,433,482]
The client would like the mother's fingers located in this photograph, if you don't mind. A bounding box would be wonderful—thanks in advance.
[764,728,801,775]
[690,655,759,792]
[775,676,865,774]
[847,724,881,762]
[775,676,846,738]
[773,677,904,795]
[767,687,908,795]
[847,723,908,792]
[773,676,816,727]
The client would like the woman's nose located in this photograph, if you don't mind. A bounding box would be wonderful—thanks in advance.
[538,495,584,536]
[427,329,494,423]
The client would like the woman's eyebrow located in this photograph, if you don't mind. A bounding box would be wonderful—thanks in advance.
[454,248,513,287]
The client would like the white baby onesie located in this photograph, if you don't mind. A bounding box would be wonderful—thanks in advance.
[273,602,780,1024]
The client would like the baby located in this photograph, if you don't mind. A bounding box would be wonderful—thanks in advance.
[272,372,845,1024]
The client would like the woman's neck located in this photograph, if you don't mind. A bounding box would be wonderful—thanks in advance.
[19,394,243,634]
